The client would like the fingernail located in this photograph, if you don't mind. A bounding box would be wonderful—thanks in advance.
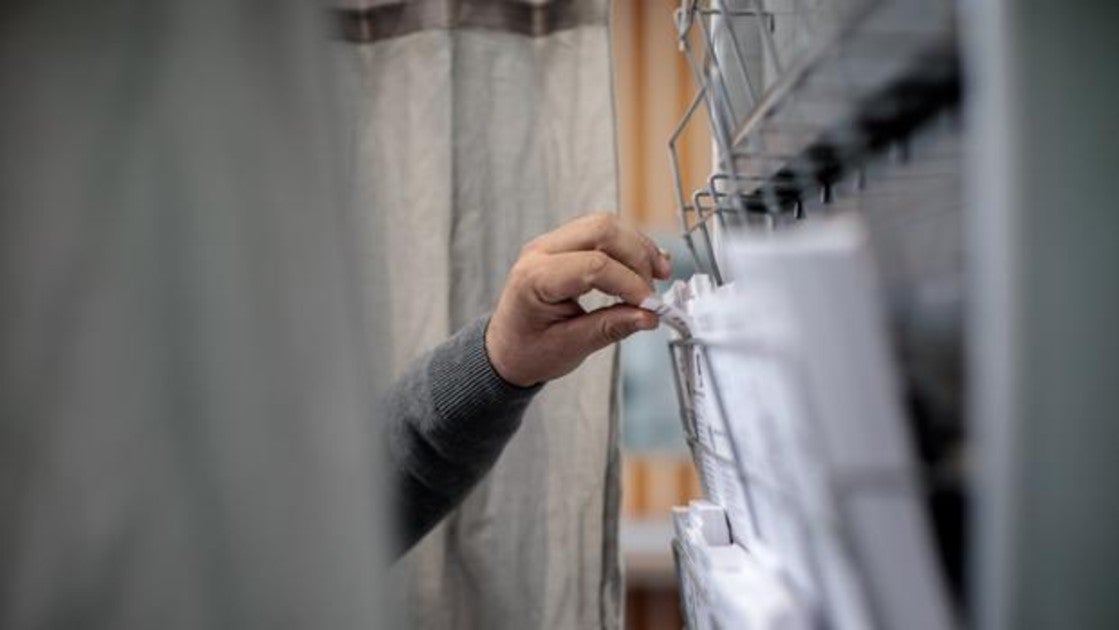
[656,249,673,276]
[633,313,658,331]
[658,248,672,260]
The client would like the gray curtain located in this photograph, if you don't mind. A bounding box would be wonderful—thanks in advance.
[335,1,623,627]
[1,1,388,628]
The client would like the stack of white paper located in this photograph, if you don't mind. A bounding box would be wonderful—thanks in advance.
[663,214,955,629]
[671,500,811,630]
[725,215,954,630]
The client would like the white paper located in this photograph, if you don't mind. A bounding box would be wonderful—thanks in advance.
[665,215,954,630]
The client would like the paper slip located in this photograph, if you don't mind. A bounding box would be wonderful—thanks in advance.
[640,286,693,336]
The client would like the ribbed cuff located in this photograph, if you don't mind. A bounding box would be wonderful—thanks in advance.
[426,316,542,449]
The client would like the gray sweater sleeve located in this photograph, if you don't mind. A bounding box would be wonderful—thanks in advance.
[381,316,542,553]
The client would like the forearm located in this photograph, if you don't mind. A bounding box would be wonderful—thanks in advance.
[381,316,540,554]
[381,214,669,554]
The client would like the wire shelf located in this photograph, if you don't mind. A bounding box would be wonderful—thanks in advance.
[668,0,959,283]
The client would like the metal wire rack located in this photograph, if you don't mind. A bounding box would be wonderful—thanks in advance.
[668,0,959,283]
[662,3,967,626]
[667,328,936,626]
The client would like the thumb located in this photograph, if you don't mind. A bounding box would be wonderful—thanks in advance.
[556,303,659,358]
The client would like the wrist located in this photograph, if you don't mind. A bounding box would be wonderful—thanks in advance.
[483,317,537,389]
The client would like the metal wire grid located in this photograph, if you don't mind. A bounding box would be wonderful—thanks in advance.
[668,0,958,283]
[663,4,963,625]
[663,130,966,621]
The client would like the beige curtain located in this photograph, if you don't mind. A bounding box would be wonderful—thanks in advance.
[336,1,622,627]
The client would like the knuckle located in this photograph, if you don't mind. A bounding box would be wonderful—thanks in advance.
[537,279,562,304]
[520,237,543,256]
[515,261,559,302]
[509,258,535,287]
[584,251,610,277]
[590,212,617,240]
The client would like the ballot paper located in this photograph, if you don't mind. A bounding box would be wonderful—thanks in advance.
[682,280,757,549]
[672,499,730,629]
[640,284,693,337]
[723,215,955,630]
[658,276,758,549]
[665,215,955,630]
[706,545,812,630]
[672,501,812,630]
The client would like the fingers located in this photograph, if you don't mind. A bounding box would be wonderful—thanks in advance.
[487,214,670,386]
[529,250,653,306]
[526,212,671,282]
[655,246,672,279]
[553,304,658,358]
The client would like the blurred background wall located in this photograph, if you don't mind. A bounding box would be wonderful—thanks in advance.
[611,2,709,628]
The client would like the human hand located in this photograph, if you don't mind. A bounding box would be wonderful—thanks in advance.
[485,212,672,387]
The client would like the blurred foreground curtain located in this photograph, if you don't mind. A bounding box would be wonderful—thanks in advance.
[0,1,387,628]
[334,1,622,627]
